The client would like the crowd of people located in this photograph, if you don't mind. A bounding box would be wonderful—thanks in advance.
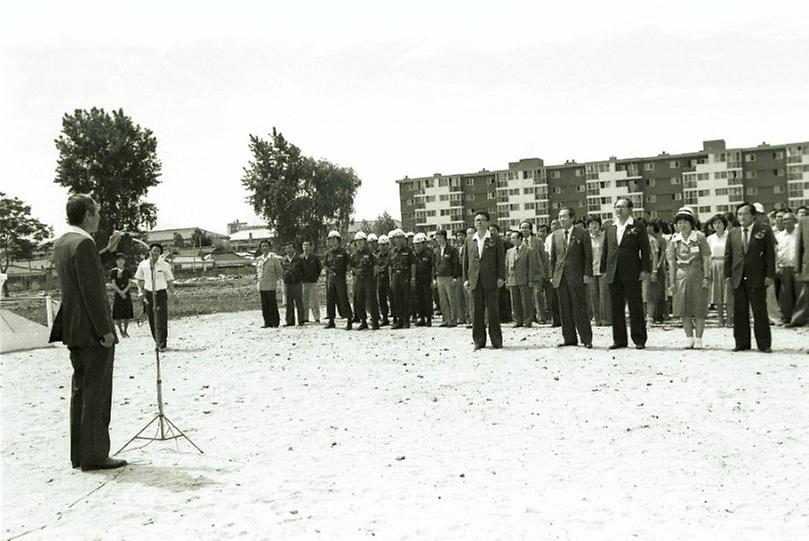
[257,200,809,352]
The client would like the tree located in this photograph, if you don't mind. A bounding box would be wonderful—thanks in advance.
[0,193,52,296]
[360,219,373,234]
[54,107,162,246]
[242,128,361,250]
[373,211,398,236]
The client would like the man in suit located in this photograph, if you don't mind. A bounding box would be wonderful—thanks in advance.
[49,194,126,471]
[463,211,505,349]
[300,240,322,324]
[520,220,549,324]
[281,242,305,326]
[725,202,777,352]
[550,207,593,348]
[324,230,353,330]
[600,197,652,350]
[785,215,809,329]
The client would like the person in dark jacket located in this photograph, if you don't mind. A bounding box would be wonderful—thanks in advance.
[600,197,651,350]
[49,194,127,471]
[281,242,305,326]
[350,231,380,330]
[433,229,461,326]
[323,230,353,330]
[300,240,322,324]
[389,229,415,329]
[412,233,434,326]
[463,211,506,349]
[725,202,776,352]
[375,234,394,326]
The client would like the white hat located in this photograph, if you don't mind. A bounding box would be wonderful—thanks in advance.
[413,232,427,243]
[366,233,378,242]
[388,229,398,238]
[390,228,404,238]
[327,230,341,239]
[378,235,390,244]
[354,231,367,241]
[406,231,415,238]
[753,202,765,214]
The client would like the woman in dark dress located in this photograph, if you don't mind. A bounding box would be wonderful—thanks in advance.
[110,254,134,337]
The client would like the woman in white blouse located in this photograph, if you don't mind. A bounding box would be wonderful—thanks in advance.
[706,214,732,327]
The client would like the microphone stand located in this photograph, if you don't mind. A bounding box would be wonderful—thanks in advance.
[116,256,203,455]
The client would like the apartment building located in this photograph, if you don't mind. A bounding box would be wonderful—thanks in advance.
[397,139,809,232]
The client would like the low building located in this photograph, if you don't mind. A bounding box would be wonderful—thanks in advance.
[229,228,275,253]
[144,227,229,250]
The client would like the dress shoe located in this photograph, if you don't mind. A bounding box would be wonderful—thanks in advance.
[584,343,593,349]
[380,318,390,326]
[783,323,796,329]
[448,323,458,328]
[391,321,402,330]
[557,342,576,347]
[261,324,270,328]
[345,321,353,331]
[283,323,294,327]
[357,321,368,330]
[759,347,773,353]
[474,344,484,350]
[371,321,380,330]
[402,322,410,329]
[608,344,627,350]
[81,457,127,471]
[513,322,523,328]
[492,343,503,349]
[732,346,750,352]
[425,319,432,327]
[324,320,335,329]
[635,344,645,350]
[415,319,425,327]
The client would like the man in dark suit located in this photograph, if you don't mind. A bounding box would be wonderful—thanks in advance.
[463,211,505,349]
[550,207,593,348]
[49,194,127,471]
[282,242,305,326]
[725,202,776,352]
[600,197,651,350]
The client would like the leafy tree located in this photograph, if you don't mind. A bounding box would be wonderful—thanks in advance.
[54,107,162,246]
[242,128,361,250]
[360,219,373,234]
[373,211,398,236]
[0,193,52,296]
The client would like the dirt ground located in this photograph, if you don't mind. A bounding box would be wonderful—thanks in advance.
[1,312,808,540]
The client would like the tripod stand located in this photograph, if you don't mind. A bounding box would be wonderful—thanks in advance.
[115,257,203,455]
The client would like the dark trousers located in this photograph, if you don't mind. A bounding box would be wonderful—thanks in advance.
[653,275,669,321]
[472,285,502,348]
[378,278,394,320]
[734,281,771,350]
[285,282,304,325]
[353,275,380,322]
[260,290,280,327]
[70,345,114,468]
[144,289,168,348]
[545,279,561,325]
[556,275,592,345]
[778,267,797,322]
[326,274,352,321]
[414,278,433,320]
[391,272,411,321]
[499,286,512,322]
[609,277,647,347]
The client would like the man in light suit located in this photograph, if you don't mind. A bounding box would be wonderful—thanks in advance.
[49,194,127,471]
[550,207,593,348]
[463,211,506,350]
[600,197,652,350]
[506,230,539,327]
[520,220,549,324]
[725,202,776,352]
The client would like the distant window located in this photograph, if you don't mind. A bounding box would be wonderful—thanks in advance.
[745,187,758,195]
[644,163,655,171]
[551,171,560,179]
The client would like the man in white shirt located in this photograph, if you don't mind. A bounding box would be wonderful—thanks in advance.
[776,212,799,322]
[135,243,175,351]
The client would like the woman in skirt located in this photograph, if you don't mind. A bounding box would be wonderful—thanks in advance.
[707,214,733,327]
[110,253,134,337]
[667,207,712,349]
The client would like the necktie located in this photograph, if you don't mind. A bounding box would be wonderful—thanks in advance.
[564,230,569,247]
[742,227,749,251]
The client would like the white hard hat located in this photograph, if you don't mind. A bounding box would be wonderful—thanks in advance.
[328,230,341,239]
[413,233,427,243]
[378,235,390,244]
[405,231,415,238]
[354,231,367,241]
[366,233,378,242]
[390,228,404,238]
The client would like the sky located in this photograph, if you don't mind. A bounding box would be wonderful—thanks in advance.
[2,0,808,236]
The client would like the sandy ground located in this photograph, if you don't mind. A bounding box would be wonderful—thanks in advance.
[1,312,808,540]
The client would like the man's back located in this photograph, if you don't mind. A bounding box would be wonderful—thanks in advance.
[51,233,114,348]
